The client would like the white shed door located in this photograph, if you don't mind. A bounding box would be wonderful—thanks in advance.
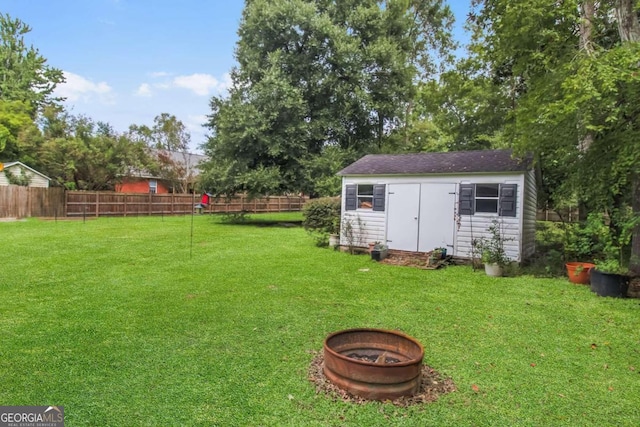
[386,184,420,251]
[418,183,456,253]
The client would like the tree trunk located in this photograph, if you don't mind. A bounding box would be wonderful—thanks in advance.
[631,175,640,275]
[578,1,595,152]
[577,0,595,221]
[377,111,384,149]
[615,0,640,42]
[579,1,594,55]
[615,0,640,274]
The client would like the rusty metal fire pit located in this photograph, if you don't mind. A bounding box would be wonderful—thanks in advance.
[323,328,424,400]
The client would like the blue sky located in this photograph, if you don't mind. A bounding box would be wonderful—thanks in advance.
[2,0,471,152]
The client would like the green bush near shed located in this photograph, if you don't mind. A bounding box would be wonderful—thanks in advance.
[302,197,341,245]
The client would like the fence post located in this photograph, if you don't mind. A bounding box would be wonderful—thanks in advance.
[95,191,99,217]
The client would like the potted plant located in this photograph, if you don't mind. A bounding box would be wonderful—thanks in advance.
[429,248,447,265]
[371,242,388,261]
[565,262,596,285]
[582,213,632,297]
[561,221,600,285]
[473,220,511,277]
[590,258,630,298]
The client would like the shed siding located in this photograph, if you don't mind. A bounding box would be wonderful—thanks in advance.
[456,216,521,261]
[341,210,386,247]
[521,169,537,259]
[455,175,525,261]
[340,177,389,247]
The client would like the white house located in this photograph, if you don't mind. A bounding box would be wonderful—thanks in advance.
[337,149,537,262]
[0,161,51,188]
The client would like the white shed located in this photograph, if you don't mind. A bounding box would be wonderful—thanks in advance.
[0,162,51,188]
[337,149,537,262]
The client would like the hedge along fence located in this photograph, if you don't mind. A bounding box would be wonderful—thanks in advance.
[65,191,307,218]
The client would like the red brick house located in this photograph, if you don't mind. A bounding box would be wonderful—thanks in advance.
[116,150,207,194]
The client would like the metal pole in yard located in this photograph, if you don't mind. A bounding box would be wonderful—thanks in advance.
[190,192,195,259]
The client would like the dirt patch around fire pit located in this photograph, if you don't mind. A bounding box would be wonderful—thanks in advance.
[307,352,456,406]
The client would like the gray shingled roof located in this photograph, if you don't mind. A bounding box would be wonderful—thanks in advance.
[128,149,208,179]
[337,149,532,176]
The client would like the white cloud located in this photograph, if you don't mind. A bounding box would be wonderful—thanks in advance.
[185,114,208,132]
[135,83,152,97]
[172,73,230,96]
[149,71,171,78]
[55,71,114,104]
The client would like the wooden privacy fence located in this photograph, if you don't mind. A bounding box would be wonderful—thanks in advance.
[0,187,307,219]
[0,186,65,218]
[536,206,579,222]
[65,191,307,217]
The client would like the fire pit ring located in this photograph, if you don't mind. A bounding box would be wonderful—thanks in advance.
[323,328,424,400]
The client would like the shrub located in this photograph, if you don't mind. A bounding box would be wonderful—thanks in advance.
[472,220,511,267]
[220,211,250,223]
[302,197,341,245]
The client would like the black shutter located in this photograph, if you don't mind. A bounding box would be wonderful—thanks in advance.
[345,184,357,211]
[372,184,386,211]
[459,184,475,215]
[499,184,517,217]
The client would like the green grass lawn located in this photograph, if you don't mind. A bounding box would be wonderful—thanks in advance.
[2,214,639,426]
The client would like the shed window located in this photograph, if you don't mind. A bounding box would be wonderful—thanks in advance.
[475,184,499,213]
[149,179,157,194]
[459,183,517,217]
[345,184,386,211]
[357,184,374,209]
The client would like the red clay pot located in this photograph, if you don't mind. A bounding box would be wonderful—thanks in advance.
[566,262,595,285]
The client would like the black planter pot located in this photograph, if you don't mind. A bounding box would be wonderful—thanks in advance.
[590,269,630,298]
[371,249,388,261]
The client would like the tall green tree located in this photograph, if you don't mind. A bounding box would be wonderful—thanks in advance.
[0,100,36,159]
[202,0,453,197]
[467,0,640,271]
[0,14,64,115]
[129,113,191,152]
[407,56,511,153]
[40,109,152,190]
[128,113,195,193]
